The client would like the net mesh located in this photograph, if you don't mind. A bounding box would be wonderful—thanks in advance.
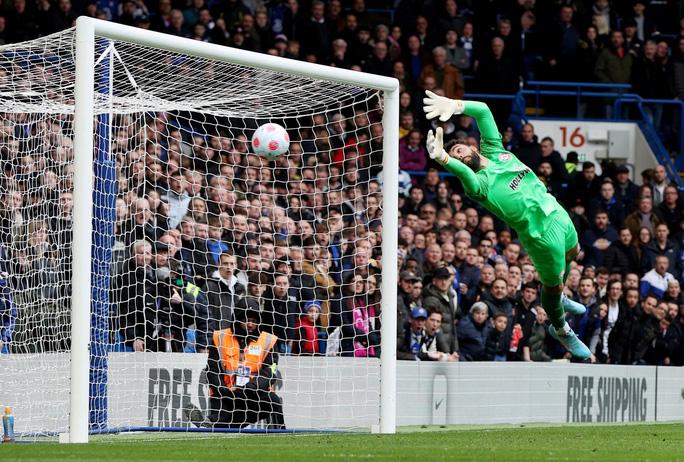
[0,28,387,435]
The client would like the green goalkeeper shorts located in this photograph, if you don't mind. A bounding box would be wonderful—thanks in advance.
[520,209,578,287]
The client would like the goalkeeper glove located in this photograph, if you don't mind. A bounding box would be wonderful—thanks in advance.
[423,90,464,121]
[426,127,449,165]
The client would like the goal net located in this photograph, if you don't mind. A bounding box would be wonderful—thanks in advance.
[0,19,398,441]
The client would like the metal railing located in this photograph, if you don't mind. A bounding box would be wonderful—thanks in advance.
[460,82,682,186]
[524,81,632,119]
[520,82,682,185]
[614,94,684,151]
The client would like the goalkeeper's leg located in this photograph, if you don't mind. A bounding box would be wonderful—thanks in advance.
[560,244,586,316]
[526,216,590,360]
[541,282,590,360]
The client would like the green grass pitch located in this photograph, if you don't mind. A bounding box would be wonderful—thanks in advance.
[2,423,683,461]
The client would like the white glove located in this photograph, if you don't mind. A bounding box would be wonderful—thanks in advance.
[423,90,464,121]
[426,127,449,164]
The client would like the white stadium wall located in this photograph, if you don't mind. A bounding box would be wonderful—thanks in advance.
[653,367,684,422]
[107,354,381,431]
[1,355,682,433]
[0,355,71,435]
[0,354,382,433]
[396,362,662,426]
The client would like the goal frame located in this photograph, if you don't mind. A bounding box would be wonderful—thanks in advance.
[70,17,399,443]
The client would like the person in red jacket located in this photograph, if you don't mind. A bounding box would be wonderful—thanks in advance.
[293,301,322,355]
[399,129,428,171]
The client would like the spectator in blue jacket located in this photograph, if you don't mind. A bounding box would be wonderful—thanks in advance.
[581,210,618,267]
[456,301,491,361]
[640,255,676,299]
[588,179,625,226]
[641,223,682,281]
[0,273,15,354]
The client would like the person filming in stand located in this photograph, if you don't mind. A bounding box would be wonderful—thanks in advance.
[422,91,590,359]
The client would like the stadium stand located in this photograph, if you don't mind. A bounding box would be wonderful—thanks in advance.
[0,0,683,367]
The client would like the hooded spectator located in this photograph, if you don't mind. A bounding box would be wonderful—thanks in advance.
[456,302,491,361]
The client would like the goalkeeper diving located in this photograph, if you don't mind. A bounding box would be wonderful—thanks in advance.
[423,91,591,360]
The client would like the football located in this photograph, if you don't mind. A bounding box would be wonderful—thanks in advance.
[251,123,290,160]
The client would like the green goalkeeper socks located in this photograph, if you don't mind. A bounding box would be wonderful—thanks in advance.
[563,259,573,285]
[541,288,565,330]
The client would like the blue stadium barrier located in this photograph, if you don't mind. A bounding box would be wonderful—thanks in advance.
[404,170,454,179]
[90,38,117,430]
[613,95,684,174]
[517,82,682,185]
[112,332,133,352]
[89,426,355,435]
[525,80,632,120]
[412,85,684,189]
[184,328,197,353]
[111,331,200,353]
[318,331,328,355]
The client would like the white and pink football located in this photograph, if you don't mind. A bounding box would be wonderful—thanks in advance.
[251,123,290,160]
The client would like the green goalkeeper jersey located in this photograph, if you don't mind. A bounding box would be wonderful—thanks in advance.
[442,102,562,241]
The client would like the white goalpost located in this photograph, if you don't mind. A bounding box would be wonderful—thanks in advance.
[0,17,398,443]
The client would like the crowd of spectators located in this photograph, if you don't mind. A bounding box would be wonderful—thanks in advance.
[3,0,684,139]
[0,97,390,356]
[397,152,684,365]
[0,0,683,366]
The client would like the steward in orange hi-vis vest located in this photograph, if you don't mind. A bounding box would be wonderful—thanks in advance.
[213,328,277,390]
[204,307,286,429]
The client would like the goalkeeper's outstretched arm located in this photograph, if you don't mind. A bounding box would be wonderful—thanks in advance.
[426,127,481,197]
[423,91,501,159]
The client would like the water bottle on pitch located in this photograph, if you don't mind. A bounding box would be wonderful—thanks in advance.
[2,406,15,443]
